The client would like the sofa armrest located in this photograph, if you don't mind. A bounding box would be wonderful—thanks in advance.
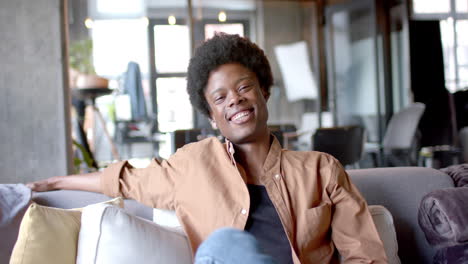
[348,167,454,264]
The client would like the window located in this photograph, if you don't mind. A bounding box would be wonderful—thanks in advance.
[413,0,450,14]
[412,0,468,92]
[154,25,190,74]
[91,19,149,78]
[151,23,193,133]
[204,23,244,39]
[441,18,468,92]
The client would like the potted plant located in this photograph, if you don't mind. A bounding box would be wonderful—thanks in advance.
[68,38,108,89]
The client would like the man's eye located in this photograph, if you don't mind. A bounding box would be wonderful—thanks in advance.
[239,85,251,92]
[214,96,225,103]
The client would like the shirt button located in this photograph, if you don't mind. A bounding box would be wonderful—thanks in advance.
[274,174,281,180]
[241,209,247,215]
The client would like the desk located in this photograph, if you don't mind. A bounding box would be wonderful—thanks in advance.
[72,88,113,102]
[420,145,462,169]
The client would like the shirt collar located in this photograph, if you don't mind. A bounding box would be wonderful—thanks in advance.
[263,135,282,174]
[225,139,237,166]
[224,134,283,172]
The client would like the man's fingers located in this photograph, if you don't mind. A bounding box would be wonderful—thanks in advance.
[25,181,47,192]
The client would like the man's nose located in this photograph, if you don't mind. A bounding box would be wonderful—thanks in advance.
[228,91,245,107]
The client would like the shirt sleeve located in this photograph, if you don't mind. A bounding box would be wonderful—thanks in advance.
[327,158,388,264]
[100,151,188,210]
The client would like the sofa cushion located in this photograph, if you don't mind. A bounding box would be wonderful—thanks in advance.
[152,206,399,264]
[153,208,181,228]
[348,167,454,263]
[418,187,468,249]
[77,203,192,264]
[32,190,152,220]
[440,164,468,187]
[0,184,31,264]
[433,243,468,264]
[369,205,401,264]
[9,197,123,264]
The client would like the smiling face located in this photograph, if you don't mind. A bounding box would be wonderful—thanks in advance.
[204,63,270,144]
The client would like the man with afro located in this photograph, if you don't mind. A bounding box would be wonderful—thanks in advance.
[29,33,387,264]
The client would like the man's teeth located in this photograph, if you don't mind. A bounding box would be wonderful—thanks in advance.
[232,111,249,121]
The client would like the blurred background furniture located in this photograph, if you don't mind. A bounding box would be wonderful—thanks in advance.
[113,62,156,159]
[278,112,334,151]
[419,145,463,169]
[114,120,155,158]
[72,87,120,161]
[460,127,468,163]
[170,129,220,154]
[312,125,365,168]
[268,124,297,148]
[366,102,426,167]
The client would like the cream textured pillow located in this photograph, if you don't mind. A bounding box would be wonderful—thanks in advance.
[369,205,401,264]
[77,203,192,264]
[10,197,123,264]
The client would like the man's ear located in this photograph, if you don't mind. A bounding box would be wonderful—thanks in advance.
[209,119,218,129]
[262,89,270,101]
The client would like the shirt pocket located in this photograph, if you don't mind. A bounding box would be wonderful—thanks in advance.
[302,203,332,246]
[298,203,334,262]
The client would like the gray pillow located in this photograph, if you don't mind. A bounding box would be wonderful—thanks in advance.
[0,184,31,264]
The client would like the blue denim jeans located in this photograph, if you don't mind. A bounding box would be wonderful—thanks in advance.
[194,228,278,264]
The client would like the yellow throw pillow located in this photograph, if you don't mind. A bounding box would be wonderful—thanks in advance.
[10,197,123,264]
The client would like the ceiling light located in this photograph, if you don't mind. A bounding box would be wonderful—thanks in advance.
[84,18,94,29]
[218,11,227,22]
[168,15,176,25]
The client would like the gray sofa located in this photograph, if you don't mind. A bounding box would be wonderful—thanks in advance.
[2,166,454,263]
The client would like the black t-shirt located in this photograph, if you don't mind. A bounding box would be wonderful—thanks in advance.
[245,184,293,264]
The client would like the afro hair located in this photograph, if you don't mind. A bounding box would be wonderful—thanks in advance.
[187,33,273,118]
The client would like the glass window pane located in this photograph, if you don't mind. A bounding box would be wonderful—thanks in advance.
[459,66,468,87]
[441,19,455,46]
[156,78,193,132]
[205,24,244,39]
[329,7,380,142]
[92,19,149,77]
[412,0,450,14]
[456,20,468,45]
[457,46,468,65]
[456,0,468,13]
[440,19,458,92]
[154,25,190,73]
[90,0,145,19]
[446,81,458,92]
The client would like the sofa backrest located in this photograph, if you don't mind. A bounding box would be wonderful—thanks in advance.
[348,167,454,264]
[32,190,153,220]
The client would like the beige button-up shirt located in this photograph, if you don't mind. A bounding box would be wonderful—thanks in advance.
[101,136,387,264]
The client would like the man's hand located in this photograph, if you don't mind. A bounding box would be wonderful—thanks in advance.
[26,172,102,193]
[26,177,60,192]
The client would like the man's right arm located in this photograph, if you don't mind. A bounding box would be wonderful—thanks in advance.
[26,171,102,193]
[27,156,182,209]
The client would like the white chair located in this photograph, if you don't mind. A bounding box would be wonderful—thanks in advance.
[366,103,426,166]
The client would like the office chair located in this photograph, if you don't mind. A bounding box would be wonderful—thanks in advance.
[269,124,297,148]
[312,125,365,168]
[171,128,220,154]
[366,103,426,166]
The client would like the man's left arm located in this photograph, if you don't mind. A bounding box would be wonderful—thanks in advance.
[327,159,388,264]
